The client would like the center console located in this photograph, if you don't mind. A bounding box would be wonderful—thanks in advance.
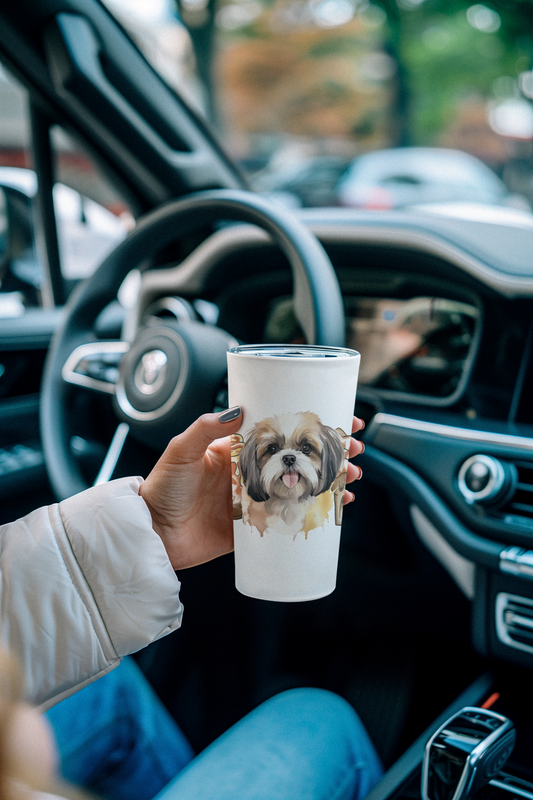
[366,668,533,800]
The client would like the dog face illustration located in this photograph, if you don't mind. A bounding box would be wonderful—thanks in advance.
[239,411,345,505]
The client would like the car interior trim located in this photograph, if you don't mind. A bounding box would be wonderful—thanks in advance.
[495,593,533,656]
[132,218,533,299]
[489,777,533,800]
[62,341,130,394]
[364,447,503,568]
[457,455,507,505]
[368,413,533,452]
[302,215,533,296]
[410,504,476,599]
[93,422,130,486]
[500,547,533,579]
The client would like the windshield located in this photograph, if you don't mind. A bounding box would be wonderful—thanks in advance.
[103,1,533,213]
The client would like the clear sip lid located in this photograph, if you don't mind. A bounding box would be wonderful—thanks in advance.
[228,344,359,359]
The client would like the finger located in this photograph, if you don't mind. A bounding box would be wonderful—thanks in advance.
[343,489,355,505]
[351,416,365,434]
[349,437,365,458]
[346,462,363,484]
[166,408,243,463]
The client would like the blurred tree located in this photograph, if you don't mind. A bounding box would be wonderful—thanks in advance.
[176,0,219,120]
[175,0,533,152]
[376,0,533,146]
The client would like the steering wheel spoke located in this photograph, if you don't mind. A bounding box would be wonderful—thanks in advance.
[93,422,131,485]
[62,341,130,394]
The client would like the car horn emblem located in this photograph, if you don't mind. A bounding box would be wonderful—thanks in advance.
[134,349,168,396]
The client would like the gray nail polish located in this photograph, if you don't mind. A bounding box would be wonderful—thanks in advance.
[219,406,241,423]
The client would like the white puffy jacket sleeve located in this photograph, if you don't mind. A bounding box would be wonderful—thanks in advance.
[0,477,183,711]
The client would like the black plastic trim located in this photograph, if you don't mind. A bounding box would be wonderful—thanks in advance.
[362,446,503,569]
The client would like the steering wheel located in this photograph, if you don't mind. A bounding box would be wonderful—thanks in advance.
[41,189,346,501]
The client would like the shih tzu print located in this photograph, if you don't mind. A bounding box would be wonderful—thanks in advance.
[232,411,348,537]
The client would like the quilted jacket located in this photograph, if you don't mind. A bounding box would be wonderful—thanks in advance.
[0,477,183,711]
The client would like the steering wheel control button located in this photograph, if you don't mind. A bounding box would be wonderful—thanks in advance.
[62,341,130,394]
[457,454,510,506]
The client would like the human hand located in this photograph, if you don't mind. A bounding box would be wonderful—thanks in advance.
[139,407,243,571]
[140,409,365,571]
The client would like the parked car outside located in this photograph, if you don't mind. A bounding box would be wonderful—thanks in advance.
[336,146,531,211]
[253,154,351,208]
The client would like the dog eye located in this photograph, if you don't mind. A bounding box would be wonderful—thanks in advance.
[301,443,312,454]
[267,444,278,454]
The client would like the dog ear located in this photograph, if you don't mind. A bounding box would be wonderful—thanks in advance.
[315,425,346,495]
[239,433,270,502]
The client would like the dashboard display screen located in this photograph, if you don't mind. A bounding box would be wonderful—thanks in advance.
[263,295,478,399]
[344,296,478,397]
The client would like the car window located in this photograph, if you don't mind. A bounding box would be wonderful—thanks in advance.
[0,65,132,315]
[100,0,533,215]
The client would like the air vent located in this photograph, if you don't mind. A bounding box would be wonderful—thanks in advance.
[499,461,533,530]
[496,593,533,654]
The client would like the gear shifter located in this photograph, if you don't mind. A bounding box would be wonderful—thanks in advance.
[422,707,516,800]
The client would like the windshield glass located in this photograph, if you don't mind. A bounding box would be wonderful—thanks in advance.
[102,0,533,213]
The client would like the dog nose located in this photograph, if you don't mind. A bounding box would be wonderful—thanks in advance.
[282,454,296,466]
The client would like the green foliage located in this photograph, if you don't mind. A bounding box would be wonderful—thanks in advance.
[181,0,533,145]
[373,0,533,143]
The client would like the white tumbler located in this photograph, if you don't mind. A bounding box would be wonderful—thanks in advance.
[227,344,360,602]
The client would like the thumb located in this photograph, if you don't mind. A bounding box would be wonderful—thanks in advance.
[167,407,243,462]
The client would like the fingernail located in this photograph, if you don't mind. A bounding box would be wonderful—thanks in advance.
[360,419,366,430]
[219,406,241,423]
[360,442,365,454]
[357,467,363,479]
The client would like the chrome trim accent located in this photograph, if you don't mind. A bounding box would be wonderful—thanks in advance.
[500,547,533,578]
[495,593,533,655]
[371,412,533,451]
[457,454,505,504]
[62,341,130,394]
[490,777,533,799]
[94,423,130,486]
[422,707,515,800]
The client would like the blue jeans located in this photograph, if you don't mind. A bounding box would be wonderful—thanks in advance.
[46,658,383,800]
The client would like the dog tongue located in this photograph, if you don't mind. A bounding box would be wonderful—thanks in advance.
[282,473,299,489]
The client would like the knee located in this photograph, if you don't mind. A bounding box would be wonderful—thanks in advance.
[254,689,383,798]
[261,687,361,731]
[256,687,372,756]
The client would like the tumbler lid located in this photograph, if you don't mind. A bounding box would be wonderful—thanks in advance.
[228,344,359,359]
